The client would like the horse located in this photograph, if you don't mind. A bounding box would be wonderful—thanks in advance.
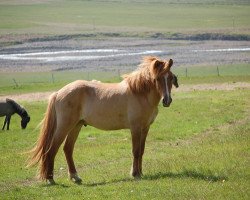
[0,98,30,130]
[28,56,179,185]
[172,74,179,88]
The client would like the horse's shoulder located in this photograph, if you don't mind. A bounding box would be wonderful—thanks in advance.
[6,98,14,103]
[6,98,17,107]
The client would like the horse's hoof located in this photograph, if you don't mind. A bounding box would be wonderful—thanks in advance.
[46,179,56,185]
[69,174,82,184]
[133,174,142,180]
[73,177,82,184]
[131,172,142,179]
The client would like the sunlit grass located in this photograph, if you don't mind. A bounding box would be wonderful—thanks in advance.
[0,88,249,199]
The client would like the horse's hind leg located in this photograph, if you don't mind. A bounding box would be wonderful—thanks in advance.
[45,125,70,184]
[63,122,83,183]
[138,127,149,175]
[45,114,81,184]
[2,116,7,130]
[2,116,11,130]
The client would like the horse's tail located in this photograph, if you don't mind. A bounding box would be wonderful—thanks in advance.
[27,92,58,180]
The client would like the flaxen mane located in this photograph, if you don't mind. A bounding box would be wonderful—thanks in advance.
[123,56,169,94]
[123,56,158,94]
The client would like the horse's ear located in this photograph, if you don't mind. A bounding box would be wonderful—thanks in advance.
[151,59,164,78]
[162,59,173,72]
[168,59,173,68]
[154,60,163,69]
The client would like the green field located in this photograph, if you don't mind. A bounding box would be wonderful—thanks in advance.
[0,0,249,42]
[0,79,249,199]
[0,63,250,96]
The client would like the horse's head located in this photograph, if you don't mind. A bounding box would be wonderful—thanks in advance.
[151,58,178,107]
[21,110,30,129]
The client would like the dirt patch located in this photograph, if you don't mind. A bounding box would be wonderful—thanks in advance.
[0,91,54,102]
[0,82,249,102]
[174,82,250,92]
[0,38,249,72]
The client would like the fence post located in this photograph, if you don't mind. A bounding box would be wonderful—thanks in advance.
[117,69,121,80]
[185,68,188,77]
[12,78,19,87]
[51,73,55,83]
[217,66,220,76]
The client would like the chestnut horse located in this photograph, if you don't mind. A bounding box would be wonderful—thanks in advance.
[28,56,178,184]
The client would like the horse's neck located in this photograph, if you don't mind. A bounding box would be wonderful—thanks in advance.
[12,107,24,117]
[146,88,162,107]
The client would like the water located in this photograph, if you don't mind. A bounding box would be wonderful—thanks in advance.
[0,49,163,62]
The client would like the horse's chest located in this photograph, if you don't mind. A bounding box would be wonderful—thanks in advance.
[148,108,158,125]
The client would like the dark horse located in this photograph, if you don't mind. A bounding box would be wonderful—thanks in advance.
[0,98,30,130]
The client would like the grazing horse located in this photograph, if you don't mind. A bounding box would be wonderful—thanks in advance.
[0,98,30,130]
[28,56,178,184]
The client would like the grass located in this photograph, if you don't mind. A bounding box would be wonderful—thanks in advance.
[0,70,122,95]
[173,63,250,77]
[0,84,249,199]
[0,0,249,40]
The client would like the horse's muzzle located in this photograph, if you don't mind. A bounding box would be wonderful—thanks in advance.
[162,96,172,107]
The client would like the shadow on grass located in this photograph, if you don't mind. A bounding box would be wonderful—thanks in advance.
[82,169,227,187]
[43,169,227,187]
[143,170,228,182]
[83,177,134,187]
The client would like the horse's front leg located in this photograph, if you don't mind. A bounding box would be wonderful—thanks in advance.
[138,127,149,176]
[130,127,142,178]
[6,116,11,130]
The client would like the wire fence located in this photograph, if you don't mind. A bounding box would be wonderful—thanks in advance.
[1,64,249,88]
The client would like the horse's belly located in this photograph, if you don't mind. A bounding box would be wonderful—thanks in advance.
[83,106,129,130]
[81,92,130,130]
[85,115,129,130]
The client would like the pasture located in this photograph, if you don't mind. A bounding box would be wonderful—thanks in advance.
[0,0,249,43]
[0,72,249,199]
[0,0,249,199]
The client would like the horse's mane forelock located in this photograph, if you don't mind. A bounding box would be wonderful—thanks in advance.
[6,98,27,117]
[123,56,157,94]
